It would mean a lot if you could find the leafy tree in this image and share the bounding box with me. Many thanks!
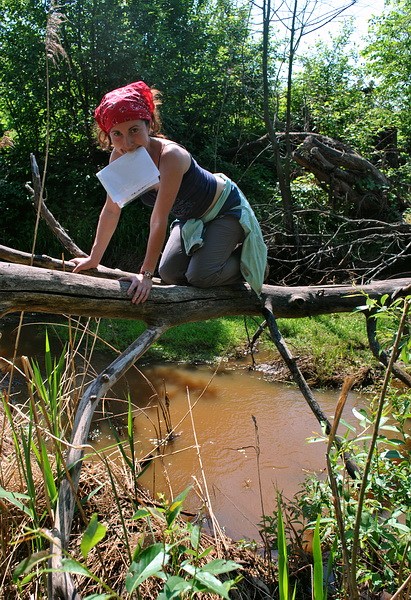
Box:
[363,0,411,146]
[256,0,366,236]
[291,25,380,156]
[0,0,264,256]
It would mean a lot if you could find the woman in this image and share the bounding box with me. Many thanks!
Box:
[71,81,267,304]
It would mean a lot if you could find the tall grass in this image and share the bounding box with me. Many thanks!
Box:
[0,316,245,598]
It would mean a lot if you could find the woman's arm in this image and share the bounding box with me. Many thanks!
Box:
[71,149,122,273]
[71,197,121,272]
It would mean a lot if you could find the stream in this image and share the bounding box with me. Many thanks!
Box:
[0,317,365,541]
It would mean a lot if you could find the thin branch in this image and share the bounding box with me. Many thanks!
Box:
[366,314,411,387]
[27,154,87,258]
[262,297,361,479]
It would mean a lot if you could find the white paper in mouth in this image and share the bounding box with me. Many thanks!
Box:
[96,147,160,208]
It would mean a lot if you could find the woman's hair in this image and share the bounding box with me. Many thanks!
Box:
[95,87,164,151]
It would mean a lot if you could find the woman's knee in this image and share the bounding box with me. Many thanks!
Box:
[186,254,242,287]
[158,260,187,285]
[186,268,218,288]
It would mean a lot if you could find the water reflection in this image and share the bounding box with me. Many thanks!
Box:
[93,361,364,541]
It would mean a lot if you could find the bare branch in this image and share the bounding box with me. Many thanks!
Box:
[27,154,87,258]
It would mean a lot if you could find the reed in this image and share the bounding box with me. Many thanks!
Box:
[1,316,246,598]
[276,500,296,600]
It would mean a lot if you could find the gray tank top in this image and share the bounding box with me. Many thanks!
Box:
[140,148,217,219]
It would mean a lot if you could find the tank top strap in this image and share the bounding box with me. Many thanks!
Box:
[155,140,188,167]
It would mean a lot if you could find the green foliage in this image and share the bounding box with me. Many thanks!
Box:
[126,487,241,598]
[0,0,265,251]
[292,26,384,156]
[12,486,241,598]
[276,501,297,600]
[290,298,410,597]
[81,514,108,560]
[363,0,411,143]
[90,312,372,378]
[312,516,325,600]
[2,325,242,597]
[305,403,410,592]
[261,393,411,597]
[263,501,329,600]
[3,0,410,269]
[0,331,71,551]
[29,330,68,483]
[355,292,411,363]
[0,487,34,519]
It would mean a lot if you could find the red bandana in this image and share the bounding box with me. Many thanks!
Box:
[94,81,155,134]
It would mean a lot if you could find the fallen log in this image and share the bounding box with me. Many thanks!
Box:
[1,262,411,324]
[292,134,390,218]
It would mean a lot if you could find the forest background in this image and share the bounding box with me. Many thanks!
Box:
[1,0,410,284]
[1,1,411,598]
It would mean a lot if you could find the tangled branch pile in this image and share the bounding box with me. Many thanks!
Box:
[264,214,411,286]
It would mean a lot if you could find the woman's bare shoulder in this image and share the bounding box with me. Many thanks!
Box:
[159,140,191,171]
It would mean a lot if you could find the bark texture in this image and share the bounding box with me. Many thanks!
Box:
[2,262,411,324]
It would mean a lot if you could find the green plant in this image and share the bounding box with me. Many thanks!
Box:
[27,331,69,477]
[276,501,297,600]
[107,392,153,502]
[12,487,241,599]
[312,515,331,600]
[128,487,242,598]
[262,501,331,600]
[303,404,411,596]
[259,296,411,599]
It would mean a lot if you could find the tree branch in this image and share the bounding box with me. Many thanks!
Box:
[26,153,87,258]
[366,315,411,387]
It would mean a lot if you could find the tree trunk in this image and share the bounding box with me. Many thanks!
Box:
[1,262,411,324]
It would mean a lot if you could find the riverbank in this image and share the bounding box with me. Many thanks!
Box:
[2,310,375,382]
[1,311,409,599]
[82,311,378,388]
[1,311,377,389]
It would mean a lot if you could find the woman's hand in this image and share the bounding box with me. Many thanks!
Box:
[120,273,153,304]
[70,256,99,273]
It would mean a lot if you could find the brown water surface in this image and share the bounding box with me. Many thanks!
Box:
[0,318,365,541]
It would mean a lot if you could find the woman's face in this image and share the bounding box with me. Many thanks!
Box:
[109,119,150,154]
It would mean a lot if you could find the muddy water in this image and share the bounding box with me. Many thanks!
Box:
[1,319,365,541]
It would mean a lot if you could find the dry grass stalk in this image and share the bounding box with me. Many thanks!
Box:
[45,2,67,64]
[0,133,14,148]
